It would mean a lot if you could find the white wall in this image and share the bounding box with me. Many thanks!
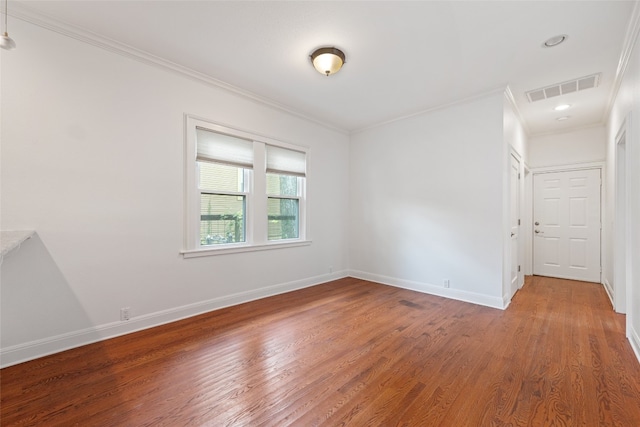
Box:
[348,92,506,308]
[605,13,640,361]
[0,20,350,366]
[504,98,528,161]
[503,95,528,297]
[528,126,606,168]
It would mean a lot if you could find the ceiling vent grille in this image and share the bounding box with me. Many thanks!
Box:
[526,73,601,103]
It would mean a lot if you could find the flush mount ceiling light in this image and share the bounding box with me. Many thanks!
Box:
[554,104,571,111]
[556,116,571,121]
[310,47,345,76]
[542,34,568,48]
[0,0,16,50]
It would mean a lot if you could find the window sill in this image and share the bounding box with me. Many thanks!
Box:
[181,239,312,258]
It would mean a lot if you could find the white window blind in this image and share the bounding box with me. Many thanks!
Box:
[196,127,254,169]
[266,145,306,177]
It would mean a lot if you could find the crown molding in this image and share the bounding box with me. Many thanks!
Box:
[10,3,349,136]
[603,0,640,123]
[351,85,508,135]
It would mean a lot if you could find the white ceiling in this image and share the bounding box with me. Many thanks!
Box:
[12,1,637,134]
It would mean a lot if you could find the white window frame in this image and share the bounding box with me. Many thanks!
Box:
[182,115,310,258]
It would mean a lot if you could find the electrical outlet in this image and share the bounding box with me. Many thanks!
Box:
[120,307,130,321]
[444,279,450,288]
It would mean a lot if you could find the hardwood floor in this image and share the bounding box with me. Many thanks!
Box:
[2,276,640,426]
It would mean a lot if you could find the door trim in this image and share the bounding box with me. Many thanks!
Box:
[504,147,524,305]
[614,116,631,321]
[523,165,533,277]
[509,152,521,299]
[530,161,605,175]
[528,162,604,284]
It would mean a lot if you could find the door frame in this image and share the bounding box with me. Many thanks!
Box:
[614,117,631,319]
[528,162,604,284]
[509,152,522,299]
[503,147,525,307]
[523,165,533,277]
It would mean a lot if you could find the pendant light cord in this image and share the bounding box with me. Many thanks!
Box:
[1,0,16,49]
[3,0,8,35]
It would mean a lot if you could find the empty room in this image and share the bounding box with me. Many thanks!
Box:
[2,1,640,425]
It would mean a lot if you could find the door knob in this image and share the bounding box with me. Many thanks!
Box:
[535,222,540,226]
[535,230,542,234]
[511,232,515,237]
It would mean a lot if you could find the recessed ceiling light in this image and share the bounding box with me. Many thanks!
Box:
[543,34,568,48]
[554,104,571,111]
[556,116,571,121]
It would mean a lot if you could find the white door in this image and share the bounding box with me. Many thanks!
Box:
[533,169,601,282]
[510,155,520,297]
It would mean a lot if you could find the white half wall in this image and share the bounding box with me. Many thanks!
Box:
[1,20,350,366]
[349,91,506,309]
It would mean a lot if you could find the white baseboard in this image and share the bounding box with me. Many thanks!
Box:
[502,298,512,310]
[603,279,614,307]
[629,325,640,366]
[0,270,348,368]
[348,270,506,310]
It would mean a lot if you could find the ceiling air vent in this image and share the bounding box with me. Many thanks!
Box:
[526,73,601,103]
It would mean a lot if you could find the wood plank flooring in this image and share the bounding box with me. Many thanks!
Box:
[2,276,640,426]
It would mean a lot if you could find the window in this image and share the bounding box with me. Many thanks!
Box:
[266,144,306,241]
[199,163,248,245]
[267,174,300,240]
[183,116,309,256]
[196,128,251,246]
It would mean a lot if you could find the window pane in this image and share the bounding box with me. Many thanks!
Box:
[200,194,245,245]
[199,162,244,192]
[267,174,298,196]
[268,198,299,240]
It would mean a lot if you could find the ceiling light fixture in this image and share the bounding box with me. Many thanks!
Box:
[0,0,16,50]
[554,104,571,111]
[556,116,571,121]
[542,34,568,48]
[310,47,345,76]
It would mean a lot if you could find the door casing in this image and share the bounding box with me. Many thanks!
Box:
[510,154,521,298]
